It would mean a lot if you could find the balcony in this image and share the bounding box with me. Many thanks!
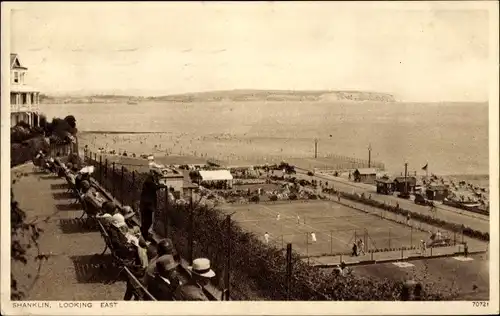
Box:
[11,103,39,113]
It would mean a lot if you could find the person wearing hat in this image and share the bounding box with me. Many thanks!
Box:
[140,171,162,240]
[147,255,181,301]
[75,168,91,192]
[96,201,119,224]
[174,258,215,301]
[143,238,176,287]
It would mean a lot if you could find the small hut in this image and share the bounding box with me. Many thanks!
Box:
[375,178,395,194]
[353,168,377,184]
[426,184,449,201]
[393,176,417,193]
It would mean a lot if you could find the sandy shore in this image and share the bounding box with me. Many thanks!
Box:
[79,132,489,188]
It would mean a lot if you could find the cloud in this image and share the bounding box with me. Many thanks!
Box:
[10,3,490,101]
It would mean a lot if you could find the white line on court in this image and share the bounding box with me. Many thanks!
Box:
[453,256,474,261]
[392,262,415,268]
[257,203,351,245]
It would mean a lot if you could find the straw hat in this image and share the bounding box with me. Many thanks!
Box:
[189,258,215,278]
[121,206,135,219]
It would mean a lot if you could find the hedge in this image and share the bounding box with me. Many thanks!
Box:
[85,155,451,301]
[11,136,49,167]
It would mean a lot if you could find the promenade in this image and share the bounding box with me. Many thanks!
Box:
[11,163,125,300]
[294,169,490,234]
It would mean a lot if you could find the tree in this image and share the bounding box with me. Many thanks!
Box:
[11,190,46,300]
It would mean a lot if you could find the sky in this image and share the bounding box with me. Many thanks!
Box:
[9,2,492,102]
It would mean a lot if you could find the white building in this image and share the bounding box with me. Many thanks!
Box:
[10,53,41,127]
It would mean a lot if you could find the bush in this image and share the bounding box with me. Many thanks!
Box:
[289,193,298,200]
[250,195,260,203]
[269,195,278,201]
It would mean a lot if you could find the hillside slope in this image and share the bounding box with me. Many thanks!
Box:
[40,89,396,104]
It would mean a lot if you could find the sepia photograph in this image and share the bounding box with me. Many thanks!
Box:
[1,1,499,315]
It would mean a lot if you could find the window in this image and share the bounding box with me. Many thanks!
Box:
[20,72,25,84]
[14,71,19,83]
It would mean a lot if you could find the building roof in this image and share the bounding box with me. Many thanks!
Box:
[427,184,448,191]
[394,176,417,183]
[199,170,233,181]
[10,53,27,70]
[354,168,377,175]
[376,178,394,184]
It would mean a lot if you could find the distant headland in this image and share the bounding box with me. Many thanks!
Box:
[39,89,397,104]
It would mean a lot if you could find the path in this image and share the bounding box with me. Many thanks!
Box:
[11,163,125,300]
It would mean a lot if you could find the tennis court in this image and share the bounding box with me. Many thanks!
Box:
[221,200,432,257]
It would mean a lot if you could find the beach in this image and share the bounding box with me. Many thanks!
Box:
[39,100,489,178]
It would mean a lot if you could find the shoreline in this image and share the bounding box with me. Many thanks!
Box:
[78,132,489,179]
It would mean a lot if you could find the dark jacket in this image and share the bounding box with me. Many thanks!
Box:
[141,174,159,208]
[149,273,181,301]
[174,281,210,301]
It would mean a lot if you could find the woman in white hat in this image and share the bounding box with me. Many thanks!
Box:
[174,258,215,301]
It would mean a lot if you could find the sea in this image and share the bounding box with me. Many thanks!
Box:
[38,100,489,183]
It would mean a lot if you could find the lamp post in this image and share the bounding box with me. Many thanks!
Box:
[368,144,372,168]
[314,138,318,159]
[404,162,408,195]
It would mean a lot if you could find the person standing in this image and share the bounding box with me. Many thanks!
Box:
[420,240,427,255]
[140,171,161,240]
[358,239,365,255]
[264,232,270,244]
[352,242,358,257]
[311,232,317,243]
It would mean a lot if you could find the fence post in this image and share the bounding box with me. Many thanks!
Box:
[226,215,231,301]
[306,233,309,264]
[188,191,194,265]
[388,229,391,249]
[410,225,414,248]
[112,162,116,197]
[330,231,333,255]
[120,166,125,205]
[286,243,292,301]
[104,159,108,178]
[364,229,368,252]
[98,155,102,183]
[164,187,170,237]
[453,231,456,246]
